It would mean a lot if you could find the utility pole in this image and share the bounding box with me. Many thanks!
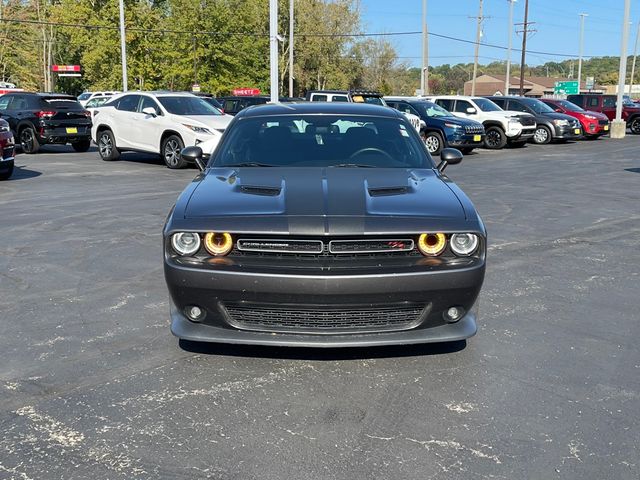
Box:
[578,13,588,94]
[421,0,429,95]
[612,0,631,138]
[269,0,279,102]
[516,0,535,96]
[629,21,640,96]
[118,0,128,91]
[471,0,483,96]
[504,0,516,95]
[289,0,294,97]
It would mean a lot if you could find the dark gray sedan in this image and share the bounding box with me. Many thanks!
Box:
[163,102,486,347]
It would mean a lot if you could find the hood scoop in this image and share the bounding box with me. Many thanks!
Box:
[367,185,410,197]
[239,184,282,196]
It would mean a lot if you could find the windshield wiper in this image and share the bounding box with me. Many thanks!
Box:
[224,162,274,167]
[330,163,375,168]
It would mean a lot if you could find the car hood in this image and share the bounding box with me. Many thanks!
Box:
[441,116,483,127]
[584,110,609,120]
[172,114,233,130]
[483,110,531,120]
[181,168,469,235]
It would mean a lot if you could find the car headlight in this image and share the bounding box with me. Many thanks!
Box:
[417,233,447,256]
[450,233,479,256]
[584,114,597,120]
[553,119,569,126]
[508,119,522,127]
[171,232,201,256]
[182,124,213,135]
[203,232,233,256]
[444,123,462,129]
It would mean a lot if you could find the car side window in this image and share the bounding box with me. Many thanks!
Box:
[602,97,615,108]
[139,96,161,115]
[10,96,28,110]
[332,95,349,102]
[116,95,141,112]
[491,98,506,109]
[311,94,328,102]
[589,98,600,107]
[0,96,12,111]
[223,100,236,112]
[507,100,529,113]
[436,99,453,111]
[454,100,473,113]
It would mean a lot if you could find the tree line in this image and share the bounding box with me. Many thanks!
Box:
[0,0,632,97]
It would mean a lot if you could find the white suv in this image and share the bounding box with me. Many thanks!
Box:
[91,91,232,169]
[77,91,120,107]
[424,95,536,149]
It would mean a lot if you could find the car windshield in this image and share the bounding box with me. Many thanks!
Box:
[77,93,91,101]
[45,99,84,110]
[352,95,385,106]
[472,98,502,112]
[416,102,452,118]
[556,100,584,112]
[213,114,430,169]
[158,96,223,115]
[524,99,555,114]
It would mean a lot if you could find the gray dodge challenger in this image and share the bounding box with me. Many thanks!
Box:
[163,102,486,347]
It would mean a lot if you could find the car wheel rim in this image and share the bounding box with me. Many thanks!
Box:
[425,135,439,153]
[486,131,500,147]
[164,139,180,166]
[632,120,640,133]
[99,134,112,157]
[20,130,33,151]
[534,128,548,143]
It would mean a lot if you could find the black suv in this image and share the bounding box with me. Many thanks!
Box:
[0,92,92,153]
[487,96,582,144]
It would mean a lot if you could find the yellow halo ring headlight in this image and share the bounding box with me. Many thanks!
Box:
[417,233,447,256]
[203,232,233,256]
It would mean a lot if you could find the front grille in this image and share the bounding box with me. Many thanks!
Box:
[233,237,420,257]
[598,119,609,125]
[237,239,322,254]
[221,302,428,334]
[516,115,536,127]
[464,125,484,134]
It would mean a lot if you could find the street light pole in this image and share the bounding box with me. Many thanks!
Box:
[421,0,429,95]
[289,0,294,98]
[629,21,640,96]
[118,0,128,91]
[471,0,483,96]
[578,13,588,94]
[518,0,529,96]
[505,0,515,95]
[612,0,631,139]
[269,0,279,103]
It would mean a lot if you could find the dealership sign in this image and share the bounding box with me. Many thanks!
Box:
[52,65,81,77]
[232,88,261,96]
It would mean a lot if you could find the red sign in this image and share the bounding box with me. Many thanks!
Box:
[52,65,81,72]
[232,88,261,96]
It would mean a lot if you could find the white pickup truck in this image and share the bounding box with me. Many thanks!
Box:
[424,95,536,149]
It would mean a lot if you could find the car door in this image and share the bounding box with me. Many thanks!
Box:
[506,100,531,115]
[601,97,616,120]
[111,94,141,149]
[134,95,164,153]
[453,99,477,119]
[0,95,16,133]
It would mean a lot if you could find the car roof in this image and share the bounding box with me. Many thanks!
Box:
[116,91,198,97]
[235,102,403,118]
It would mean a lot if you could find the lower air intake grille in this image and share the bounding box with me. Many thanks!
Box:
[221,302,428,334]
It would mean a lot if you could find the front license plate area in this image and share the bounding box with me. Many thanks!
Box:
[574,128,581,135]
[473,135,481,141]
[604,125,609,131]
[66,127,78,134]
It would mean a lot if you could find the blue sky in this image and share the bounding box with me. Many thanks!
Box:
[359,0,639,68]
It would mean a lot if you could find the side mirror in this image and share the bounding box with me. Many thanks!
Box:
[142,106,157,117]
[437,148,463,172]
[466,107,477,114]
[181,146,206,171]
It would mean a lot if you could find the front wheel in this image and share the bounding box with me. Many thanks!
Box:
[421,131,443,155]
[72,138,91,152]
[483,126,507,149]
[532,125,552,144]
[629,117,640,134]
[20,127,40,154]
[162,135,187,169]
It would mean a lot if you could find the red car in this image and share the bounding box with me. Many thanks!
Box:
[541,98,610,139]
[0,118,15,180]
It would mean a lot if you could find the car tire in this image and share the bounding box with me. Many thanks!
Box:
[629,117,640,134]
[0,162,13,180]
[532,125,552,144]
[421,131,443,155]
[483,126,507,149]
[72,138,91,152]
[19,126,40,154]
[162,134,187,169]
[97,129,120,161]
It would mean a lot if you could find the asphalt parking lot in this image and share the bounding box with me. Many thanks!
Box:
[1,138,639,479]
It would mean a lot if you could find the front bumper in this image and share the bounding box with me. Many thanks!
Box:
[448,132,485,148]
[508,127,535,143]
[553,124,582,139]
[165,259,485,347]
[583,120,610,136]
